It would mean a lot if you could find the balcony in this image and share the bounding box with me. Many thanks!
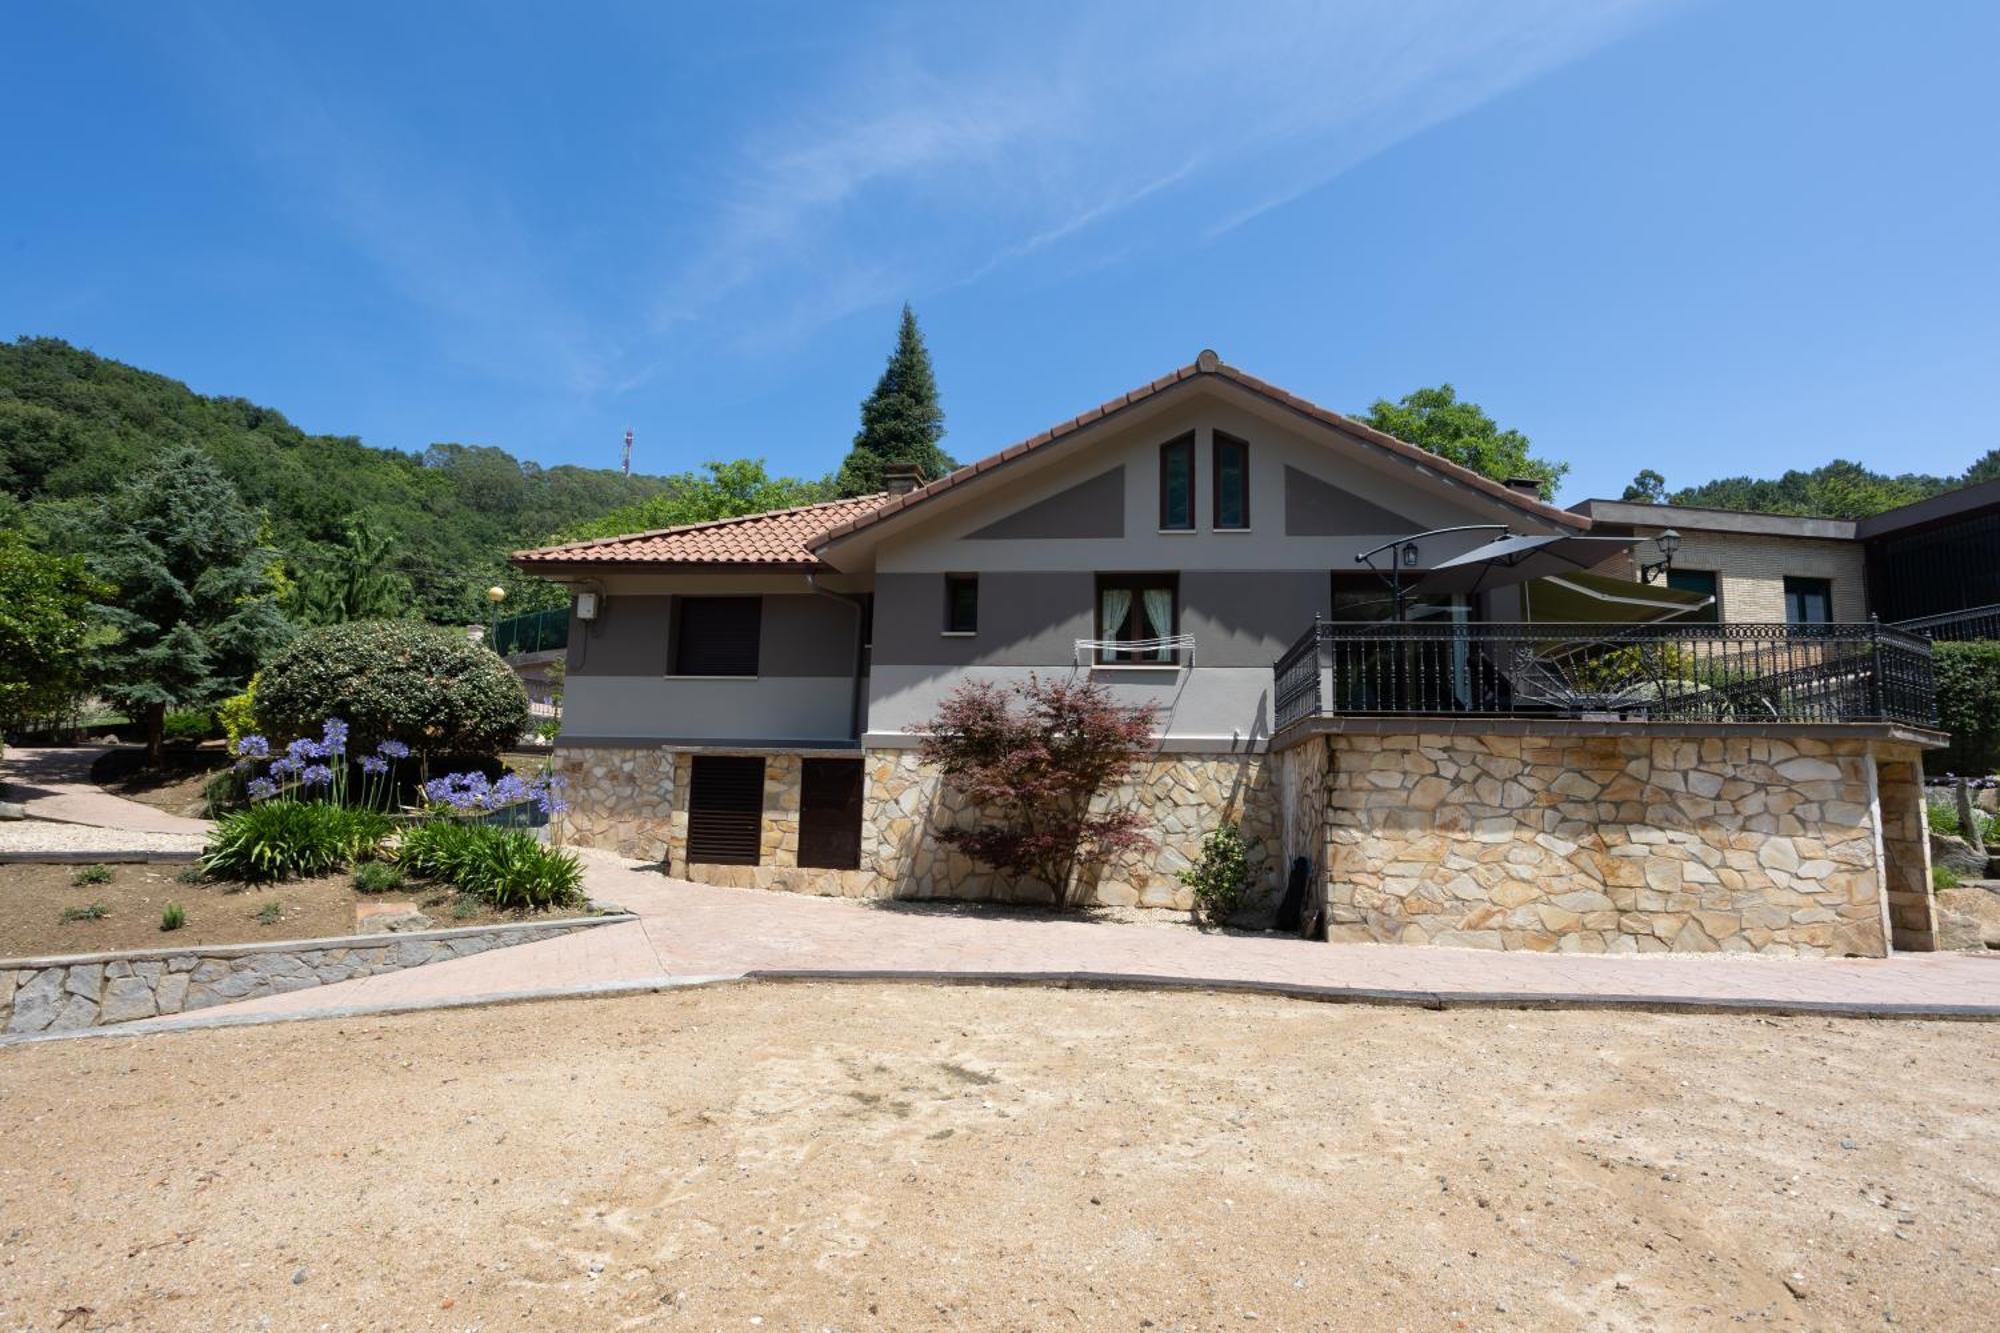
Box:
[1272,620,1937,733]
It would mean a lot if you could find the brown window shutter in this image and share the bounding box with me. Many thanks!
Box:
[686,755,765,865]
[798,758,863,870]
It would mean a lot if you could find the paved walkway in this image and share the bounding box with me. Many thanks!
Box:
[107,851,2000,1032]
[0,747,213,838]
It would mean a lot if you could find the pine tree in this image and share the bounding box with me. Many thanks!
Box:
[90,446,293,761]
[294,516,412,625]
[834,304,954,497]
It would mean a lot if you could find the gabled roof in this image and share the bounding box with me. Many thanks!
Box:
[812,351,1588,550]
[511,493,888,571]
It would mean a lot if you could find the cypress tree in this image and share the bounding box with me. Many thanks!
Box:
[834,304,954,497]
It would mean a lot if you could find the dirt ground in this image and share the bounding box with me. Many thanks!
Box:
[1,986,1994,1330]
[0,863,557,957]
[89,748,230,820]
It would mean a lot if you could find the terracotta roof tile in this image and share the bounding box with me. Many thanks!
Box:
[510,493,890,570]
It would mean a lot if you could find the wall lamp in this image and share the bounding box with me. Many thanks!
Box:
[1638,529,1681,584]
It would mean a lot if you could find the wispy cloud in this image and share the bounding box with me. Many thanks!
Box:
[663,0,1683,346]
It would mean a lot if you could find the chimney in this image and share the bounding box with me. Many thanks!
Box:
[1503,477,1542,498]
[882,463,925,496]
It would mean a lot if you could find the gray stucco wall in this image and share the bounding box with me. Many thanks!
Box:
[569,593,856,679]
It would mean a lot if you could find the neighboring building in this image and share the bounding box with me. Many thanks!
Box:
[1573,476,2000,635]
[514,352,1946,956]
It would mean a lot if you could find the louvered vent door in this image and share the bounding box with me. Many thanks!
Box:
[798,758,863,870]
[686,756,765,865]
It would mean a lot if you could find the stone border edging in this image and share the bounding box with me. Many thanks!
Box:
[4,964,1994,1047]
[1,914,635,1036]
[0,850,202,864]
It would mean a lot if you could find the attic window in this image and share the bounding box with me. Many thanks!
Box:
[1159,434,1195,531]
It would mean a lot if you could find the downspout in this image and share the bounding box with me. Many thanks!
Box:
[806,572,869,746]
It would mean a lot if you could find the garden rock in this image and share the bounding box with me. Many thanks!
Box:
[1931,834,1988,878]
[1935,885,2000,951]
[362,911,436,934]
[0,802,26,821]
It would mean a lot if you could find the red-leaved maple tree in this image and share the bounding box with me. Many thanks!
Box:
[913,675,1158,908]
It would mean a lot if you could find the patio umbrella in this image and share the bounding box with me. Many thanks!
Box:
[1411,533,1640,597]
[1522,570,1716,623]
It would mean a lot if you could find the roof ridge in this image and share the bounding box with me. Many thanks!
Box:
[513,492,889,561]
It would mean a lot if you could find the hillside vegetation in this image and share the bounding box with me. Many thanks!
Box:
[0,337,681,623]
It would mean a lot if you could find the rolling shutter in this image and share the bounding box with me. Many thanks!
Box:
[674,597,761,676]
[686,755,765,865]
[798,758,863,870]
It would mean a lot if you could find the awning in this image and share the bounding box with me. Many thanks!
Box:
[1523,571,1716,623]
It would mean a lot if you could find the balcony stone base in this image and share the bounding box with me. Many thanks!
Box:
[1271,725,1938,957]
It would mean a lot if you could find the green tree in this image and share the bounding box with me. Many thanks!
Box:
[1621,469,1666,503]
[90,447,293,762]
[0,530,105,736]
[292,516,412,625]
[1359,385,1568,500]
[551,460,834,544]
[834,304,954,497]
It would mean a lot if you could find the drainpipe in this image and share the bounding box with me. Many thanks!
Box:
[806,572,869,746]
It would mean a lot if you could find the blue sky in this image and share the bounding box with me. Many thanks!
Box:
[6,1,1996,503]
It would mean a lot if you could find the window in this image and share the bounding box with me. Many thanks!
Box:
[1212,432,1249,529]
[799,759,864,870]
[1666,569,1720,624]
[673,597,760,676]
[686,755,764,865]
[943,574,978,634]
[1783,576,1833,626]
[1158,433,1195,530]
[1096,573,1178,663]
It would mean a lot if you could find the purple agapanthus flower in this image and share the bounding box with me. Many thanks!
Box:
[376,739,411,760]
[320,718,349,754]
[359,754,388,775]
[423,771,492,810]
[246,777,278,800]
[233,734,270,759]
[299,763,334,787]
[487,774,530,809]
[267,757,299,779]
[286,736,325,763]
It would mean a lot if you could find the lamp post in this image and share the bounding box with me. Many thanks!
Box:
[1638,529,1682,585]
[486,585,508,652]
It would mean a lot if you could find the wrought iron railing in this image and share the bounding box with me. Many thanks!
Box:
[492,607,570,656]
[1272,620,1936,731]
[1893,602,2000,643]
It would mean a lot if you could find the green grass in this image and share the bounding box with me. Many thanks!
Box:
[61,902,110,922]
[1935,865,1962,891]
[253,901,284,925]
[352,861,405,893]
[160,902,186,931]
[70,863,114,886]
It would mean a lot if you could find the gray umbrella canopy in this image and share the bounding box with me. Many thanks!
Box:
[1412,534,1640,597]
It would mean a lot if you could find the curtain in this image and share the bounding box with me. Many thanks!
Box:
[1141,587,1173,661]
[1100,588,1132,660]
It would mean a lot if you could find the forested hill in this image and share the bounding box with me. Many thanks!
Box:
[1635,453,2000,520]
[0,337,682,622]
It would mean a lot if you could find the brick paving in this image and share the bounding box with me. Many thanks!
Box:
[120,850,2000,1030]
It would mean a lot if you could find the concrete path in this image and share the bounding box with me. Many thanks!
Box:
[0,747,213,838]
[109,850,2000,1032]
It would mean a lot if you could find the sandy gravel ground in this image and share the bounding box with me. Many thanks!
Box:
[1,985,1995,1331]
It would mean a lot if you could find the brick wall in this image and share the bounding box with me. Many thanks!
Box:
[1615,528,1868,623]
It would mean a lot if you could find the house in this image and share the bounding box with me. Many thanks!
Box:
[513,351,1947,956]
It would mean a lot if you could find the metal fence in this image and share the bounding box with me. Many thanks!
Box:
[1893,602,2000,643]
[1272,619,1936,731]
[492,607,569,656]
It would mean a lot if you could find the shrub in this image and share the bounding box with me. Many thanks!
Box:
[71,863,114,886]
[161,902,186,931]
[1934,642,2000,777]
[352,861,405,893]
[253,900,284,925]
[217,675,259,746]
[202,802,359,882]
[395,821,584,911]
[913,676,1158,908]
[61,902,110,922]
[1178,823,1252,927]
[162,709,220,744]
[175,865,205,884]
[254,620,530,760]
[1935,865,1961,892]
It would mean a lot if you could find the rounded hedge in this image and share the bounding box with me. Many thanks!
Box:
[255,620,530,759]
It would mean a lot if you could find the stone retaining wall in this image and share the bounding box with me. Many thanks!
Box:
[1272,729,1935,957]
[1,916,623,1036]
